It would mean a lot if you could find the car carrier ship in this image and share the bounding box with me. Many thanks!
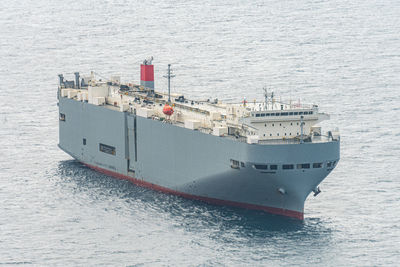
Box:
[57,58,340,220]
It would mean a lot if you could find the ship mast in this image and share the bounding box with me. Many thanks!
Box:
[163,64,175,103]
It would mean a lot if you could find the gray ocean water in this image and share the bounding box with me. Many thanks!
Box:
[1,0,399,266]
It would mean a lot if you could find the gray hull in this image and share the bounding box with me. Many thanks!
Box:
[58,97,340,219]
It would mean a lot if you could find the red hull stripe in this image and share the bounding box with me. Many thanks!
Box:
[83,163,304,220]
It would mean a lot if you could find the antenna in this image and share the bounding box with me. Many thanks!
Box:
[300,115,305,144]
[143,56,153,65]
[163,64,175,103]
[263,86,268,107]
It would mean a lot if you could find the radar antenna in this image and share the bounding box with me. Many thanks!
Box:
[163,64,175,103]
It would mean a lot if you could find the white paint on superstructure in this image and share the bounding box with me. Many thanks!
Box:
[59,73,339,144]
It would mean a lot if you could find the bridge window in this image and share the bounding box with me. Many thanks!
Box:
[230,159,240,169]
[297,163,310,169]
[100,143,116,155]
[327,161,336,168]
[253,164,268,170]
[282,164,294,170]
[313,163,323,168]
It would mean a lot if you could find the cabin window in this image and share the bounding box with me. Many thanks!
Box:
[270,134,272,136]
[297,163,310,169]
[253,164,268,170]
[289,112,293,115]
[282,164,294,170]
[241,162,245,168]
[272,124,274,127]
[83,138,86,145]
[289,133,292,135]
[299,112,304,115]
[270,165,277,170]
[59,113,66,121]
[270,113,275,116]
[304,112,308,115]
[285,133,287,136]
[313,163,323,168]
[275,113,280,116]
[294,112,298,115]
[279,123,282,126]
[282,112,288,116]
[256,114,260,117]
[266,113,270,116]
[310,111,313,114]
[230,159,240,169]
[261,113,265,117]
[277,133,279,136]
[99,143,116,155]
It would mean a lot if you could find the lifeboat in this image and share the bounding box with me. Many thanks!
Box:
[163,103,174,116]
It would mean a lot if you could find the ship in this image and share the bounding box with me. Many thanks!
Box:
[57,58,340,220]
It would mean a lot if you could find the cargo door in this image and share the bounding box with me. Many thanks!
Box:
[126,113,136,172]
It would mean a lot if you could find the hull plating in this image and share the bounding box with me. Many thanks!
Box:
[58,97,340,219]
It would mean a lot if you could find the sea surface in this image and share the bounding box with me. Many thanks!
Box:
[1,0,399,266]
